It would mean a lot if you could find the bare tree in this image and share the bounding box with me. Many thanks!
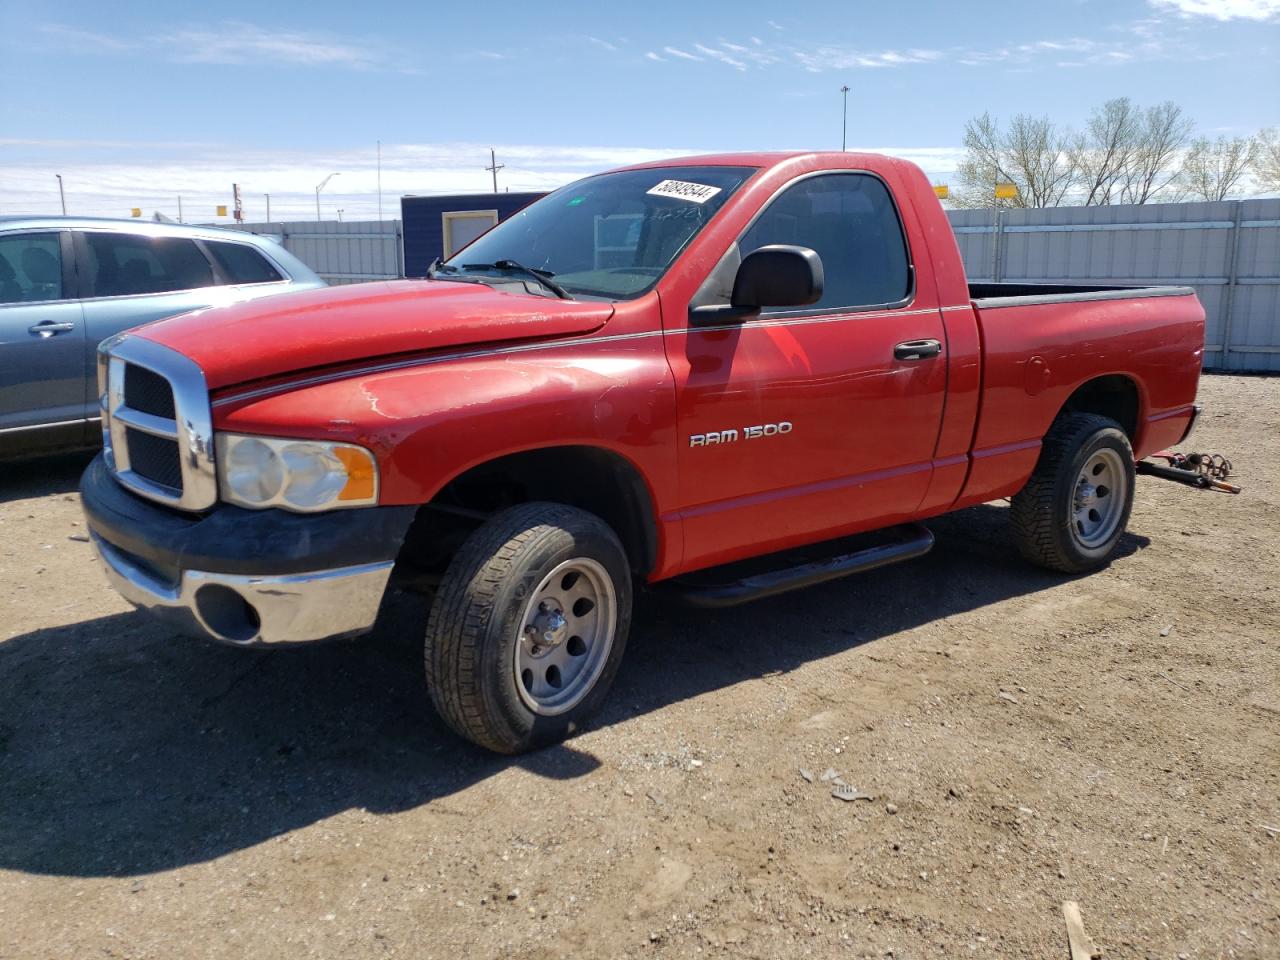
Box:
[1255,128,1280,193]
[1180,136,1259,201]
[1121,102,1194,204]
[1072,98,1141,206]
[953,112,1079,208]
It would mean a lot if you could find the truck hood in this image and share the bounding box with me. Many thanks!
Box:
[135,280,615,391]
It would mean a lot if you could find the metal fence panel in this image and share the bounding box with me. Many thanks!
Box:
[946,200,1280,372]
[226,220,403,286]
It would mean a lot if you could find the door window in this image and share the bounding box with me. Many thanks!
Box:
[204,240,284,284]
[739,173,912,312]
[0,233,63,304]
[82,233,213,298]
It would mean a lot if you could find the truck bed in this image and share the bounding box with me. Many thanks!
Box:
[969,281,1195,307]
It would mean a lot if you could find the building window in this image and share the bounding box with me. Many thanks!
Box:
[442,210,499,259]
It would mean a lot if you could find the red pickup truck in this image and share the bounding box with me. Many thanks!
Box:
[81,152,1205,753]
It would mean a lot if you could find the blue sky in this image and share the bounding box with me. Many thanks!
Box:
[1,0,1277,219]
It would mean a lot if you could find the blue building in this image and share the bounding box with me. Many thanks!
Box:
[400,192,546,277]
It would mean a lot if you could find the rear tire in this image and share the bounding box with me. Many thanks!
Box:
[1010,413,1135,573]
[424,502,632,754]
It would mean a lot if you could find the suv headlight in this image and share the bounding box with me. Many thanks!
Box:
[215,433,378,511]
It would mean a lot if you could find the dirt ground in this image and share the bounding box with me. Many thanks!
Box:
[1,373,1276,960]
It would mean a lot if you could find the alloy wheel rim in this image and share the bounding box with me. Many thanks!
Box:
[514,557,617,716]
[1071,448,1127,550]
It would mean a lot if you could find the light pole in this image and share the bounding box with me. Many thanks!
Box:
[337,208,345,222]
[55,174,66,214]
[315,172,340,221]
[264,193,271,223]
[840,85,850,152]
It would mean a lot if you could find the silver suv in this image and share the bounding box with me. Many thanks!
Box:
[0,218,324,459]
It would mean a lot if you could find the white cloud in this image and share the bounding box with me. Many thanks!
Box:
[39,20,385,70]
[1149,0,1280,19]
[644,51,665,61]
[0,141,695,221]
[160,23,380,66]
[640,28,1177,74]
[587,36,618,52]
[791,46,945,71]
[662,46,703,61]
[0,140,967,222]
[694,43,746,69]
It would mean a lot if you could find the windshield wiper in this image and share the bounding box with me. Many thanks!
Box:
[425,257,465,280]
[461,259,570,300]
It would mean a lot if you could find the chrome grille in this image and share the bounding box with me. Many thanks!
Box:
[123,363,176,419]
[99,334,217,511]
[125,428,183,491]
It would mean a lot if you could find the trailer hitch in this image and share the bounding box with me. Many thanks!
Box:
[1136,450,1241,494]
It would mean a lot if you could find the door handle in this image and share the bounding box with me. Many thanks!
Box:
[29,321,76,338]
[894,339,942,361]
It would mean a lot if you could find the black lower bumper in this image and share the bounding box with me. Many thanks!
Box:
[80,454,416,580]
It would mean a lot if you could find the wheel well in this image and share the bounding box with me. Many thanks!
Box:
[1059,375,1140,441]
[397,446,658,579]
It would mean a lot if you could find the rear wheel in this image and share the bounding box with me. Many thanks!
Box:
[424,502,632,753]
[1010,413,1135,573]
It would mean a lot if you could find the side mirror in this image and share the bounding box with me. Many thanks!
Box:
[689,244,824,325]
[733,245,824,309]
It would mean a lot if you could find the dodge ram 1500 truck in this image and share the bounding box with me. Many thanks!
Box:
[81,152,1205,753]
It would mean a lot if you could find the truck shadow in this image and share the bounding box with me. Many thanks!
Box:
[0,504,1148,878]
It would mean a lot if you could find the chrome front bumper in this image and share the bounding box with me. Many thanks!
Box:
[94,535,394,647]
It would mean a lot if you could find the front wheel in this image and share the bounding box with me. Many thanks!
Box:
[1010,413,1136,573]
[424,502,632,753]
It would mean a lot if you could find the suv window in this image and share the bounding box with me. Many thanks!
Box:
[205,240,284,285]
[82,233,213,298]
[739,173,911,312]
[0,233,63,304]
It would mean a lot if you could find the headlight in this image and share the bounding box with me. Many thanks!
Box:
[215,433,378,511]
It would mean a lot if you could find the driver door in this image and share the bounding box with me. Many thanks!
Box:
[664,172,949,571]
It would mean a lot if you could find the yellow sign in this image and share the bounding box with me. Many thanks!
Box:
[994,182,1018,200]
[933,185,949,199]
[216,205,228,217]
[130,208,142,218]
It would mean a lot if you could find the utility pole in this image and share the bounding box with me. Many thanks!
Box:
[840,85,850,152]
[264,194,271,223]
[377,140,383,222]
[178,196,183,223]
[315,172,340,221]
[485,147,504,194]
[55,174,66,214]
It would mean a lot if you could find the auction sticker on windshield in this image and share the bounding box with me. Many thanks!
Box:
[647,180,723,204]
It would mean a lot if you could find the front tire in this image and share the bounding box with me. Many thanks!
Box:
[1010,413,1135,573]
[424,502,632,753]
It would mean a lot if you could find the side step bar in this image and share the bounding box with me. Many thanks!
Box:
[670,523,934,609]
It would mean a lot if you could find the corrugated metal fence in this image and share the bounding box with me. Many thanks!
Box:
[227,220,403,286]
[226,203,1279,372]
[947,200,1280,372]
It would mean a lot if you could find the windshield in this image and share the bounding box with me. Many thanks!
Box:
[444,165,757,300]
